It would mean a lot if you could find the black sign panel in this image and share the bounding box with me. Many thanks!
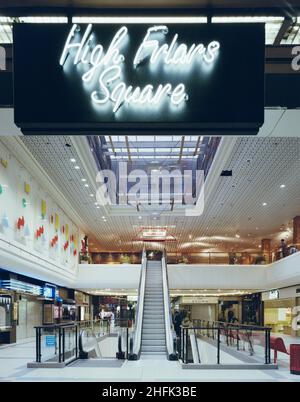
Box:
[13,23,265,135]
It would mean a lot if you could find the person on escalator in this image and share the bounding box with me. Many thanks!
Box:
[173,310,182,337]
[181,310,192,328]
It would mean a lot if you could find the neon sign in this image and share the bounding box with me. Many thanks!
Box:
[59,24,220,114]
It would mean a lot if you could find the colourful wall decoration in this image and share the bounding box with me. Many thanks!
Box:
[35,226,44,239]
[0,158,8,168]
[22,198,27,208]
[17,216,25,230]
[50,234,59,248]
[65,224,69,240]
[55,213,59,232]
[0,184,2,195]
[24,182,30,195]
[1,213,9,228]
[41,199,47,219]
[24,224,30,237]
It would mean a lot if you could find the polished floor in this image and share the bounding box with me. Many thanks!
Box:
[0,336,300,382]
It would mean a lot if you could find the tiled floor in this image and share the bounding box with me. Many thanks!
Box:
[0,336,300,382]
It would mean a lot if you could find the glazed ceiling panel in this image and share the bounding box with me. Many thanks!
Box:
[19,136,300,254]
[1,0,299,9]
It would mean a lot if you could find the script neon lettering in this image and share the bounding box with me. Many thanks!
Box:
[60,24,220,113]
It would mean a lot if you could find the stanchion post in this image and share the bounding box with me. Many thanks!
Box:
[217,328,220,364]
[185,328,188,364]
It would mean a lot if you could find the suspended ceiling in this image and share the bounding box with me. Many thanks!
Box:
[2,135,298,255]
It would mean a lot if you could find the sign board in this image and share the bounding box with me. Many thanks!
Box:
[45,335,56,347]
[43,284,56,299]
[269,290,280,300]
[13,23,265,135]
[181,296,219,304]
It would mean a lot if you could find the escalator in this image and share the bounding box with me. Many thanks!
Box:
[141,260,166,355]
[127,249,177,360]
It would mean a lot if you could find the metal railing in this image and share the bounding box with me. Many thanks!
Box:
[128,248,147,359]
[34,323,79,365]
[179,320,272,366]
[162,249,178,360]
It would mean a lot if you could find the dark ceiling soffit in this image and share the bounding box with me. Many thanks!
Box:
[0,6,299,18]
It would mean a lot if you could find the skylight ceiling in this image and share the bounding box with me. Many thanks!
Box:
[104,135,207,162]
[0,16,299,44]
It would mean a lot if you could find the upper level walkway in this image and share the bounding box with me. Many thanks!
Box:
[76,252,300,291]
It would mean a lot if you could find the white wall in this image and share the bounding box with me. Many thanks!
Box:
[266,252,300,289]
[0,109,21,136]
[76,263,266,290]
[77,253,300,292]
[0,141,79,286]
[168,264,266,290]
[76,264,141,289]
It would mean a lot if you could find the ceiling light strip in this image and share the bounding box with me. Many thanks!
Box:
[72,16,208,24]
[18,16,68,23]
[212,16,284,23]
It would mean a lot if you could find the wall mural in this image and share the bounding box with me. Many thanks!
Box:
[0,142,79,271]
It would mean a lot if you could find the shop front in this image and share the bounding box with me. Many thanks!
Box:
[0,292,16,344]
[178,296,218,322]
[0,271,67,342]
[75,290,92,322]
[262,286,300,337]
[16,294,43,340]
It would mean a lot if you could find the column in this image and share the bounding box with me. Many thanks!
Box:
[241,252,250,265]
[261,239,271,264]
[293,216,300,249]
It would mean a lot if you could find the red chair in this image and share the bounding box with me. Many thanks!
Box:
[270,337,289,363]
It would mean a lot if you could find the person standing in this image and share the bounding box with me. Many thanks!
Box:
[280,239,288,258]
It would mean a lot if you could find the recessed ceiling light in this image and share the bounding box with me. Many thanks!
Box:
[262,202,267,206]
[280,184,286,188]
[84,184,89,187]
[70,158,76,163]
[96,206,100,209]
[74,165,80,170]
[81,178,86,182]
[138,216,142,219]
[90,194,94,197]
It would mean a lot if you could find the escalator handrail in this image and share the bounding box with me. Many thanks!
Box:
[162,250,176,358]
[132,248,147,357]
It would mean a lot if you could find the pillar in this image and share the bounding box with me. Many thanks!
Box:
[241,252,250,265]
[293,216,300,248]
[261,239,271,264]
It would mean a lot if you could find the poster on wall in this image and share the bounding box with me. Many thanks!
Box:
[13,23,265,135]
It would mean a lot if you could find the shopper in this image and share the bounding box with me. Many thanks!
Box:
[290,244,298,255]
[228,310,238,324]
[173,310,182,337]
[181,311,192,328]
[280,239,288,258]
